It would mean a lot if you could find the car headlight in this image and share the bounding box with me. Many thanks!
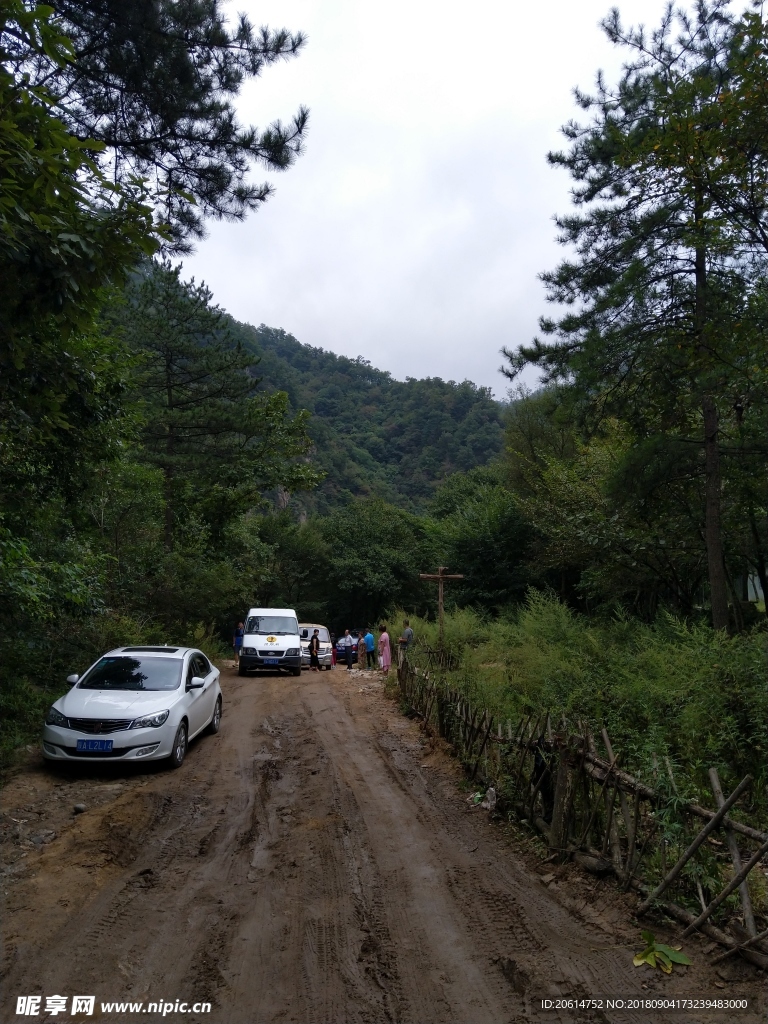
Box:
[242,647,255,655]
[285,648,299,656]
[130,710,169,729]
[46,706,67,727]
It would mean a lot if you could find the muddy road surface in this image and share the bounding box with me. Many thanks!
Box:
[2,667,764,1024]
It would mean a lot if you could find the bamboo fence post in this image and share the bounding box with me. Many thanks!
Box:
[681,836,768,937]
[527,734,559,820]
[549,738,577,853]
[597,730,623,870]
[512,715,538,798]
[637,774,752,915]
[709,767,757,938]
[710,927,768,965]
[561,734,587,841]
[602,728,633,840]
[606,782,622,864]
[471,715,494,781]
[467,709,485,755]
[577,754,618,849]
[622,789,642,889]
[464,706,478,751]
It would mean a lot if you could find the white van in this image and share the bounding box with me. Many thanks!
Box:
[239,608,302,677]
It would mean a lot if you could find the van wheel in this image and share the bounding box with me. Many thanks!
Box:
[292,668,301,677]
[238,662,247,676]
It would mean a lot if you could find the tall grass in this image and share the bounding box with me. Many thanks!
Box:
[396,592,768,820]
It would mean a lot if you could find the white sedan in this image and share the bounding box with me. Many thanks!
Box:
[42,646,222,769]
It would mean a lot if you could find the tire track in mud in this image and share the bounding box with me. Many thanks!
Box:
[3,669,765,1024]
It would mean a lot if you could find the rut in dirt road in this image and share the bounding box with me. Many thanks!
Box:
[2,668,764,1024]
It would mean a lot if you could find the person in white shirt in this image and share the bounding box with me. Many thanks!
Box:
[338,629,356,671]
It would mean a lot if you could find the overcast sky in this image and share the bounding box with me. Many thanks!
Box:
[185,0,669,395]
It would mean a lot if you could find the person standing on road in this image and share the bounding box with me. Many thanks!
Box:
[398,619,414,661]
[364,628,375,669]
[233,621,244,662]
[339,629,355,671]
[400,619,414,648]
[308,629,321,672]
[378,624,391,676]
[357,630,367,669]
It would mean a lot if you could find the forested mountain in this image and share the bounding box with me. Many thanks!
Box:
[231,323,505,511]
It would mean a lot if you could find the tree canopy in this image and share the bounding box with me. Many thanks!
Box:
[17,0,309,251]
[502,0,768,629]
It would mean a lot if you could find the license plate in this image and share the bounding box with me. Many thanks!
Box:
[76,739,113,752]
[263,658,279,665]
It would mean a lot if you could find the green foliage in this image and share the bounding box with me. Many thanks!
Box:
[405,593,768,818]
[428,466,534,612]
[0,676,56,773]
[236,325,505,511]
[501,1,768,629]
[119,261,321,548]
[18,0,309,252]
[633,932,691,974]
[319,499,434,629]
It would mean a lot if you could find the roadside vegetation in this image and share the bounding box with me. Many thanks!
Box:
[398,597,768,823]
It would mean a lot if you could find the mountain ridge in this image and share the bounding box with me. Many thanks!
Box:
[230,321,505,512]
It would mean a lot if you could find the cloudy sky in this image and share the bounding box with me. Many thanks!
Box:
[185,0,668,395]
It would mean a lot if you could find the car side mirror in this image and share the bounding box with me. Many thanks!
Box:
[188,675,205,690]
[66,674,79,686]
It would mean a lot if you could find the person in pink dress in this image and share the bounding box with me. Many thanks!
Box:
[378,623,391,675]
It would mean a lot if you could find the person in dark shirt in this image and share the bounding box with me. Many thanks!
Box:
[308,629,320,672]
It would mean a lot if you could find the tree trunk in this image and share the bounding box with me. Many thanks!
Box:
[164,351,175,552]
[694,227,729,631]
[748,509,768,620]
[164,467,174,552]
[703,396,729,630]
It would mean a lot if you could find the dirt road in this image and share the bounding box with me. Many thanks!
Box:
[2,667,764,1023]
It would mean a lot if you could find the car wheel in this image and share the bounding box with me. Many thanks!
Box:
[238,662,247,676]
[207,696,222,734]
[168,721,187,769]
[292,667,301,677]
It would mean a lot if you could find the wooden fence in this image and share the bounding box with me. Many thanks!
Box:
[397,655,768,969]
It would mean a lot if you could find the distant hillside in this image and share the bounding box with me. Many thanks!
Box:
[230,322,505,512]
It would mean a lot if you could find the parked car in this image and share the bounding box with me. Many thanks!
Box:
[239,607,302,676]
[299,624,334,670]
[335,631,360,665]
[42,646,222,769]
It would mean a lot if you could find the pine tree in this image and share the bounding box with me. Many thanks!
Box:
[122,261,319,549]
[503,1,768,629]
[26,0,309,252]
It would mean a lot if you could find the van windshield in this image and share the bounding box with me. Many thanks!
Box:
[245,615,298,635]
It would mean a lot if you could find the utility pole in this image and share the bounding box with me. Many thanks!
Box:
[419,566,463,647]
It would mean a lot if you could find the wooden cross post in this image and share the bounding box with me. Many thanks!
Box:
[419,566,463,648]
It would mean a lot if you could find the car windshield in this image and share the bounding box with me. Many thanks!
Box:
[245,616,298,635]
[78,656,183,691]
